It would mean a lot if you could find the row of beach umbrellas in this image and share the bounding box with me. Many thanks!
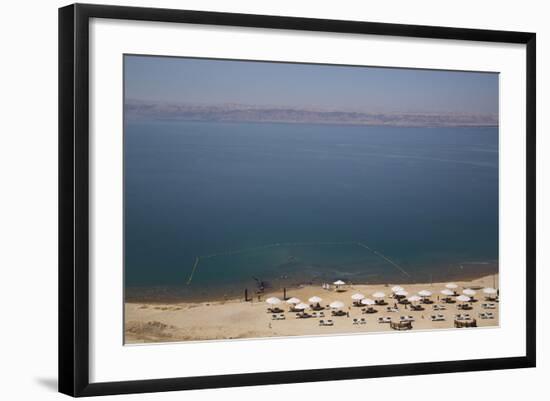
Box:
[326,280,496,297]
[266,283,498,309]
[265,296,347,309]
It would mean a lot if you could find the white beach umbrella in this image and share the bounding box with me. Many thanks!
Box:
[395,290,409,297]
[286,297,301,304]
[333,280,346,286]
[445,283,458,290]
[329,301,345,309]
[441,289,454,296]
[463,288,477,296]
[483,287,498,295]
[418,290,432,297]
[391,285,404,293]
[308,296,322,303]
[351,293,365,301]
[266,297,281,305]
[372,291,386,299]
[361,298,376,306]
[456,295,471,302]
[408,295,421,303]
[295,303,309,310]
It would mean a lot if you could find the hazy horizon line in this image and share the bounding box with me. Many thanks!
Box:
[125,99,499,128]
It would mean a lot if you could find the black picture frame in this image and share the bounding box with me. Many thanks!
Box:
[59,3,536,397]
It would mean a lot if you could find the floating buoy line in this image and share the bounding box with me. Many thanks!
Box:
[186,241,410,285]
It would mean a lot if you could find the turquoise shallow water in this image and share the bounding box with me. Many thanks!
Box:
[124,121,498,301]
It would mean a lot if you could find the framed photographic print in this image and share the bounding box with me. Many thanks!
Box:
[58,3,536,397]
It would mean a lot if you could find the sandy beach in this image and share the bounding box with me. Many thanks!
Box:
[125,274,499,344]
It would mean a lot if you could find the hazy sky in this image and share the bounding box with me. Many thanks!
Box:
[124,55,499,115]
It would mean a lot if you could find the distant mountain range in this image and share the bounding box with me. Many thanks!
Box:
[125,100,498,127]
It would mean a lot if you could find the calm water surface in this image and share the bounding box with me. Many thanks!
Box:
[124,121,498,301]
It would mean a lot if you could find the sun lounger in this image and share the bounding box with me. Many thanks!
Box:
[360,318,366,324]
[378,316,391,323]
[480,312,495,319]
[410,305,424,311]
[399,315,414,322]
[433,305,446,311]
[386,307,399,313]
[352,318,359,325]
[482,303,496,309]
[430,314,445,321]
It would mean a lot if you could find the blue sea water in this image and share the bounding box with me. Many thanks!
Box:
[124,120,498,301]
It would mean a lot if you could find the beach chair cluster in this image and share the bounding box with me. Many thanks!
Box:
[352,318,367,325]
[430,314,445,321]
[442,297,456,304]
[479,312,495,319]
[454,318,477,328]
[432,304,447,311]
[390,320,412,330]
[271,314,286,320]
[312,311,325,318]
[386,306,399,313]
[482,302,497,309]
[296,312,312,319]
[455,313,471,320]
[378,316,391,324]
[399,315,414,322]
[267,307,284,314]
[361,307,377,314]
[319,319,334,326]
[296,311,326,319]
[410,304,424,311]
